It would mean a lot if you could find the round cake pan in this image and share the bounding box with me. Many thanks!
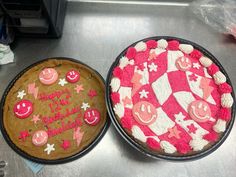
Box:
[0,57,110,164]
[105,36,236,161]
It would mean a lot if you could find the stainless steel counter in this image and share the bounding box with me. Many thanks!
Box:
[1,1,236,177]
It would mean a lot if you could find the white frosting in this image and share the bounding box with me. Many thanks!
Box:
[134,41,147,52]
[131,125,147,142]
[151,73,172,105]
[199,56,213,67]
[189,138,208,151]
[186,71,216,105]
[213,119,227,133]
[157,39,168,49]
[119,56,129,69]
[167,50,184,72]
[213,71,227,85]
[119,86,133,108]
[135,62,149,85]
[129,59,134,65]
[113,103,124,118]
[173,91,195,112]
[152,48,166,56]
[148,107,175,135]
[160,141,177,154]
[174,112,209,139]
[179,44,194,54]
[110,77,120,92]
[221,93,234,108]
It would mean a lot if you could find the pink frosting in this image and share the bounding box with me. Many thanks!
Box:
[203,132,218,142]
[207,64,219,75]
[125,47,137,59]
[110,92,120,104]
[218,82,232,94]
[218,107,231,121]
[190,49,202,60]
[175,142,191,154]
[112,66,123,80]
[146,40,157,49]
[167,40,180,50]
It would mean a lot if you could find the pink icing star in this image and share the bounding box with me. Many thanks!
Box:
[31,114,40,124]
[19,130,30,141]
[168,126,181,139]
[73,127,84,146]
[122,96,132,106]
[189,73,198,82]
[61,140,71,150]
[149,51,157,60]
[88,89,97,98]
[187,124,197,134]
[74,85,84,94]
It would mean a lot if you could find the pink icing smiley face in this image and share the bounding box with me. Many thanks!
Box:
[13,100,33,119]
[132,101,157,125]
[32,130,48,146]
[176,56,192,71]
[66,70,80,83]
[188,100,212,122]
[39,68,58,85]
[84,109,100,126]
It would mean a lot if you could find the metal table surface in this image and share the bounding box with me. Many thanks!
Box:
[1,1,236,177]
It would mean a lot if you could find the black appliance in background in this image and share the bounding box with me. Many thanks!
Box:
[0,0,67,38]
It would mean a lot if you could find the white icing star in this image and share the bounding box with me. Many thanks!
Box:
[174,112,185,122]
[58,78,68,86]
[193,62,201,69]
[139,89,149,98]
[17,90,26,99]
[44,143,55,155]
[81,102,90,111]
[148,62,158,72]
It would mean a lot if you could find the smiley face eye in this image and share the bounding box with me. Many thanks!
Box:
[70,71,73,75]
[203,105,207,111]
[141,104,145,112]
[17,105,20,109]
[22,103,26,107]
[147,105,151,113]
[198,102,202,109]
[92,111,95,116]
[48,69,51,73]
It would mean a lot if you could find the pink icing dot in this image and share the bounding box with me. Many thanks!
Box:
[203,132,218,142]
[146,138,160,150]
[110,92,120,104]
[218,108,231,121]
[146,40,157,49]
[168,40,180,50]
[207,64,219,75]
[32,130,48,146]
[39,68,58,85]
[66,69,80,83]
[84,109,100,126]
[125,47,136,59]
[13,100,33,119]
[218,82,232,94]
[190,49,202,60]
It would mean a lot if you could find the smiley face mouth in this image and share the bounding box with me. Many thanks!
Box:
[134,112,156,124]
[34,136,47,145]
[40,73,56,82]
[177,61,191,69]
[15,106,31,117]
[67,74,78,81]
[85,117,98,125]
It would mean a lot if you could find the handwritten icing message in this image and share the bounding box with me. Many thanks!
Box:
[38,88,83,137]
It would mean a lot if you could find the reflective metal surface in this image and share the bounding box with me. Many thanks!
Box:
[0,1,236,177]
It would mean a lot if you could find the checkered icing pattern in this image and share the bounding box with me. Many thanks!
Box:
[110,39,233,154]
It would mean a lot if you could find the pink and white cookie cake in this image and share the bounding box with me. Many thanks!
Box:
[108,37,235,159]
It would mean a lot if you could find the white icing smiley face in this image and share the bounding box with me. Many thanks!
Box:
[39,68,58,85]
[32,130,48,146]
[13,100,33,119]
[132,101,157,125]
[66,70,80,83]
[176,56,192,71]
[188,100,213,122]
[84,109,100,126]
